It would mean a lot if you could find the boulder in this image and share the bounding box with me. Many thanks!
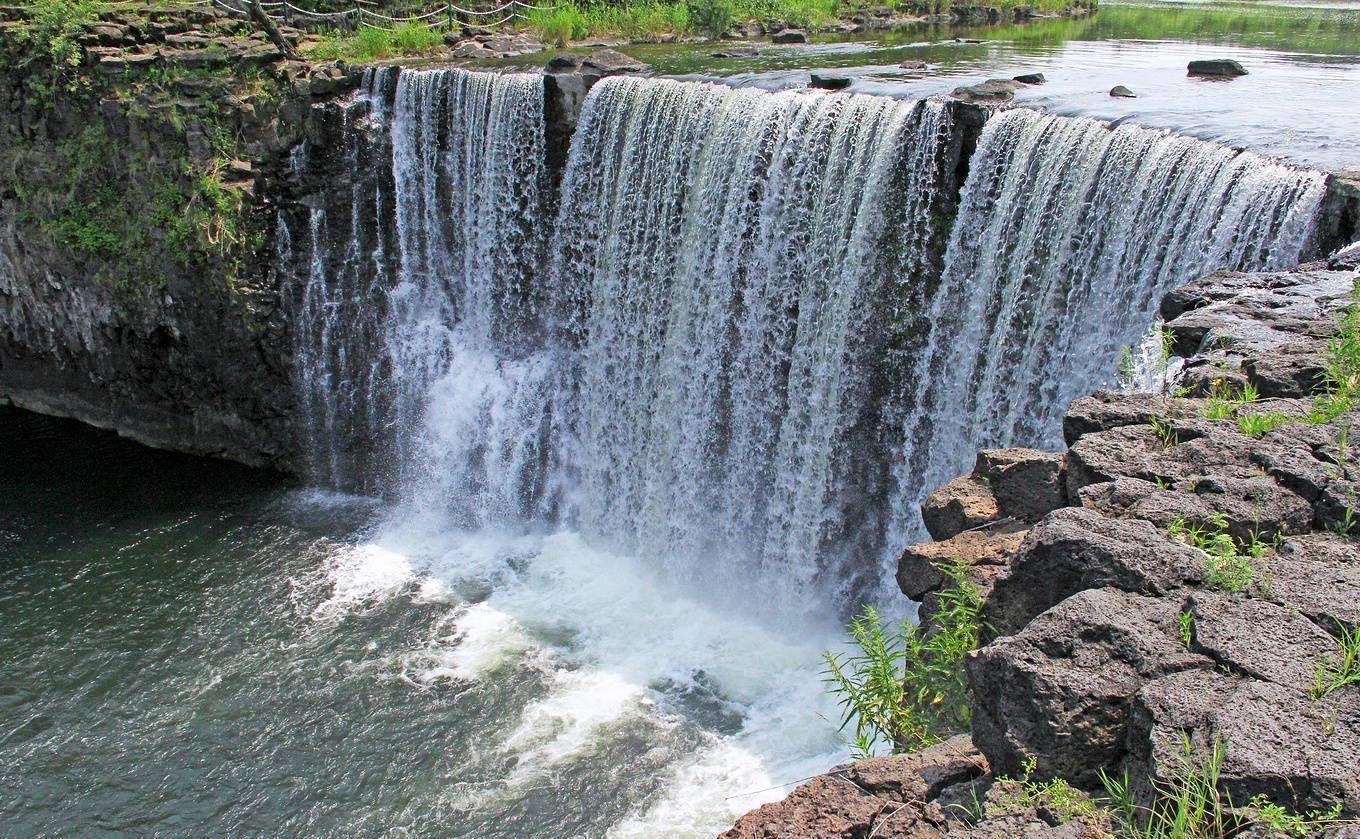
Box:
[844,735,986,802]
[809,74,851,90]
[720,735,985,838]
[712,47,758,57]
[951,79,1020,103]
[900,59,928,70]
[1062,391,1199,444]
[1110,85,1136,98]
[975,448,1066,522]
[1128,670,1360,816]
[771,29,807,44]
[1188,59,1248,77]
[1064,423,1160,495]
[1013,72,1045,84]
[897,524,1026,601]
[921,475,1000,540]
[986,508,1205,636]
[717,774,902,838]
[583,47,646,73]
[1268,533,1360,632]
[968,588,1210,785]
[1187,591,1339,688]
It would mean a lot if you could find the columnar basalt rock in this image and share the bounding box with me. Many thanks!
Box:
[733,253,1360,836]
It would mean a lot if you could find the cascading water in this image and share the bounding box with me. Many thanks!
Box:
[549,77,956,601]
[285,66,552,522]
[280,71,1334,836]
[887,107,1327,542]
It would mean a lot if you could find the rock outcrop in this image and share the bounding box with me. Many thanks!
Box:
[0,6,348,468]
[729,253,1360,835]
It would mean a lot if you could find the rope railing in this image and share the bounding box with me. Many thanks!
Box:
[209,0,545,27]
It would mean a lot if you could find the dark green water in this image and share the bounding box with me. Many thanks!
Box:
[1,409,838,836]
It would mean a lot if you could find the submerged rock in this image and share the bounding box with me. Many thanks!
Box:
[1188,58,1248,77]
[711,46,758,57]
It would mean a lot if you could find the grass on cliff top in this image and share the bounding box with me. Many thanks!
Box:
[305,0,1088,57]
[306,21,446,61]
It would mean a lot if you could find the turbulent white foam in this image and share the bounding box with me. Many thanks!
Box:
[310,542,416,623]
[312,518,846,835]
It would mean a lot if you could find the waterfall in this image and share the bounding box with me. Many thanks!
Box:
[887,108,1327,540]
[285,66,553,524]
[548,77,955,599]
[285,72,1329,607]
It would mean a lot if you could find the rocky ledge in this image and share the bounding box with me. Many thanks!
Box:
[726,250,1360,837]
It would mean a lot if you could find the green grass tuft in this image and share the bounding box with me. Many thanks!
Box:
[1311,620,1360,700]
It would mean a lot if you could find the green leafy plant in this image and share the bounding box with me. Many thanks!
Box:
[822,563,983,757]
[1102,736,1233,839]
[687,0,735,38]
[1237,411,1291,438]
[17,0,99,96]
[1310,620,1360,700]
[1176,610,1195,649]
[1167,513,1260,593]
[1202,379,1259,420]
[1246,795,1344,838]
[996,757,1098,824]
[1149,416,1181,449]
[1309,279,1360,424]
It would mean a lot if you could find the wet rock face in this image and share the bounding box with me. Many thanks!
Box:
[544,49,650,174]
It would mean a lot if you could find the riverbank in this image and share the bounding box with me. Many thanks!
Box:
[727,249,1360,836]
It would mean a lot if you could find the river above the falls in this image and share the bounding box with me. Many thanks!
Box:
[575,0,1360,171]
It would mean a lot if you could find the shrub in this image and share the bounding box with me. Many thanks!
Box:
[822,562,983,757]
[18,0,99,95]
[687,0,734,37]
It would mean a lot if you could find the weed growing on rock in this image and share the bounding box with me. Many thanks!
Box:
[1309,278,1360,424]
[1167,514,1260,593]
[1202,379,1258,420]
[1237,411,1291,438]
[996,757,1098,824]
[822,562,982,757]
[1310,621,1360,700]
[1103,736,1232,839]
[1150,416,1181,449]
[1176,610,1195,648]
[1246,795,1344,838]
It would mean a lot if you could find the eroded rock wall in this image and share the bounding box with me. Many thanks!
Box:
[0,7,367,468]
